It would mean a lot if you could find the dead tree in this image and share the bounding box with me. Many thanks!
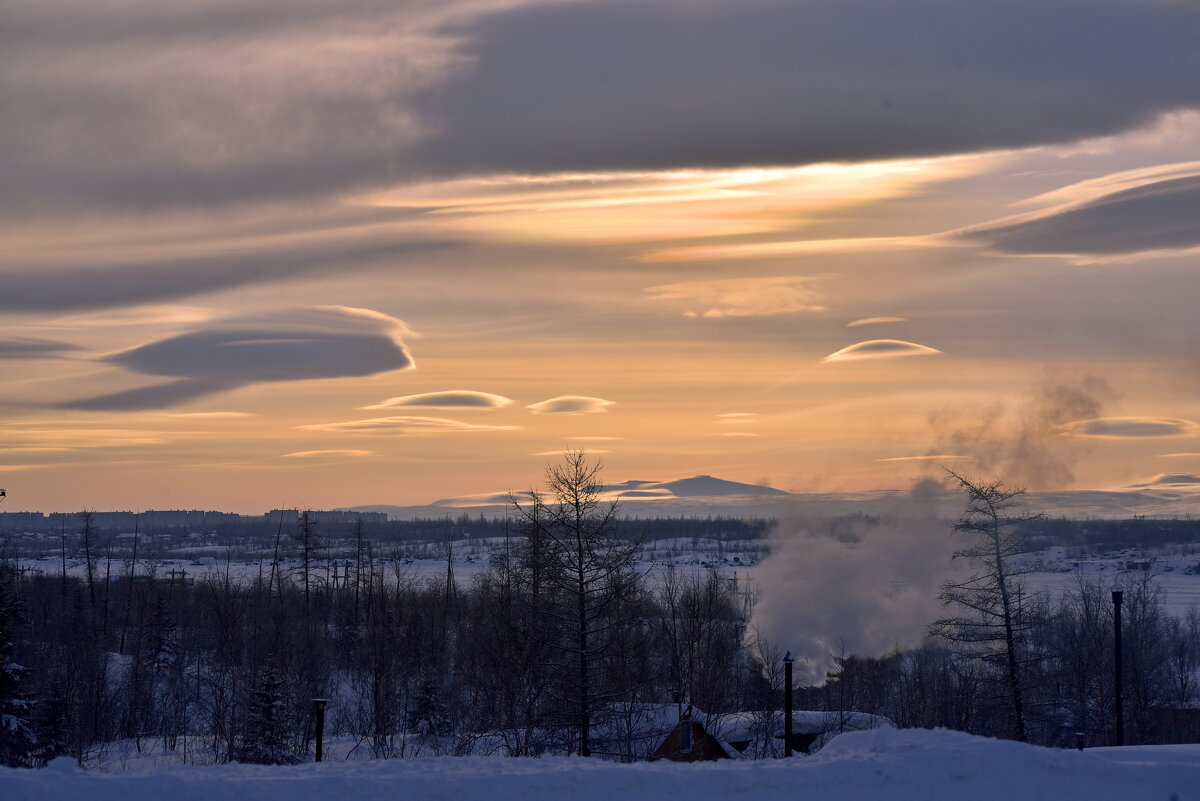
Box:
[294,511,320,606]
[933,471,1042,742]
[79,511,97,611]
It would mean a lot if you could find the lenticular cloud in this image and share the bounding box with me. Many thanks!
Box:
[823,339,942,363]
[527,395,615,415]
[364,390,513,410]
[64,306,414,411]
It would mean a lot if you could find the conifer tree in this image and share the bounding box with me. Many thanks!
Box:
[237,666,298,764]
[0,579,35,767]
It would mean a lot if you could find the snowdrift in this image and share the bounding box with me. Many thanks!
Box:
[5,727,1198,801]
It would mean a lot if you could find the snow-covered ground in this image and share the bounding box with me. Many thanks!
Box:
[5,728,1198,801]
[19,543,1200,617]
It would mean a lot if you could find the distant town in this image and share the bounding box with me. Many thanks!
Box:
[0,508,387,533]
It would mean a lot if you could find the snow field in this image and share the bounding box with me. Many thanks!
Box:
[5,728,1198,801]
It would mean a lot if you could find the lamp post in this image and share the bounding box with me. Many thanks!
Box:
[783,651,794,757]
[312,698,329,762]
[1111,583,1124,746]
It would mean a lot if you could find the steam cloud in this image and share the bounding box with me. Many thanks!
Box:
[748,508,956,686]
[926,376,1114,490]
[748,377,1112,686]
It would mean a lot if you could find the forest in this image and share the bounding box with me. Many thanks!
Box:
[2,457,1199,768]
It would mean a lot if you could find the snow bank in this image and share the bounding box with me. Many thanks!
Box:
[5,728,1198,801]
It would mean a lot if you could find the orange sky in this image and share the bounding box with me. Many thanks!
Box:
[3,0,1200,512]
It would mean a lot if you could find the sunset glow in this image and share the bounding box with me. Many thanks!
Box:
[3,0,1200,512]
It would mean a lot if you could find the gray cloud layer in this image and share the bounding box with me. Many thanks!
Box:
[0,237,448,313]
[4,0,1197,215]
[965,175,1200,257]
[0,0,456,214]
[63,306,413,410]
[0,336,82,359]
[418,0,1200,175]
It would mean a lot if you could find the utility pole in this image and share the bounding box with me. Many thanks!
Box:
[783,651,794,757]
[311,698,328,762]
[1112,583,1124,746]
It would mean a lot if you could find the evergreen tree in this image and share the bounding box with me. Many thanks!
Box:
[236,666,299,764]
[408,675,451,736]
[152,596,178,676]
[0,579,35,767]
[30,694,69,767]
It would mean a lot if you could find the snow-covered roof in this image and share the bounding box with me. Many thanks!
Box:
[711,710,894,743]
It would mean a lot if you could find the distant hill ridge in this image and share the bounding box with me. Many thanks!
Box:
[343,474,789,517]
[342,472,1200,520]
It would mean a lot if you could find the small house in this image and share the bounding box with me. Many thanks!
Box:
[650,707,735,762]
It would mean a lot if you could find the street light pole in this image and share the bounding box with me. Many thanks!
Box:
[783,651,794,757]
[312,698,329,762]
[1111,583,1124,747]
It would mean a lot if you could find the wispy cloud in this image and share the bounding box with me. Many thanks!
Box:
[158,411,257,419]
[643,235,946,263]
[0,236,449,312]
[878,454,972,462]
[282,449,375,459]
[959,174,1200,259]
[848,317,906,327]
[0,427,187,449]
[0,337,83,359]
[648,277,824,317]
[298,416,520,436]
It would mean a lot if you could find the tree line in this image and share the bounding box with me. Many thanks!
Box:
[2,456,1199,767]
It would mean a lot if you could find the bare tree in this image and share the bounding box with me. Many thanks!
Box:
[510,450,641,757]
[294,511,320,606]
[79,511,97,610]
[933,471,1042,742]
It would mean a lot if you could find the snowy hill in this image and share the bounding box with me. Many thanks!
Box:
[347,474,793,519]
[652,475,789,498]
[6,728,1199,801]
[344,473,1200,521]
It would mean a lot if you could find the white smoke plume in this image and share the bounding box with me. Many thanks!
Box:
[746,377,1110,686]
[747,506,957,686]
[927,376,1114,490]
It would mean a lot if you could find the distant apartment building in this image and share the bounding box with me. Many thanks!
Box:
[0,509,244,532]
[266,509,388,525]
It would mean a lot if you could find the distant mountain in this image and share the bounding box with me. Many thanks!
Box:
[342,473,1200,521]
[653,475,790,497]
[342,474,790,519]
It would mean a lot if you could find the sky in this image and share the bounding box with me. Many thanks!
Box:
[3,0,1200,513]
